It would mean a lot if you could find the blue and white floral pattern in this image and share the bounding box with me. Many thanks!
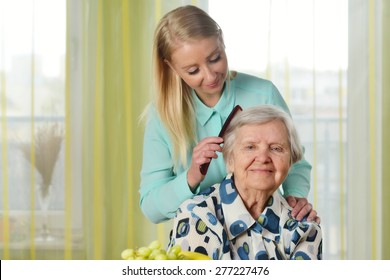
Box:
[169,174,322,260]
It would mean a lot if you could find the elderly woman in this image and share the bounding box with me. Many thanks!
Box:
[168,105,322,260]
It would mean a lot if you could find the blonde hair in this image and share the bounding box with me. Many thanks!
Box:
[152,5,225,167]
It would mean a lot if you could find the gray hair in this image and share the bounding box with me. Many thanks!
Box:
[222,105,303,167]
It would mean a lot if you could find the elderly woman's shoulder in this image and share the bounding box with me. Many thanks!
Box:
[277,192,322,227]
[178,184,221,212]
[194,184,220,202]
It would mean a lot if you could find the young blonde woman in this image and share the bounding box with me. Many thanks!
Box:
[139,5,319,224]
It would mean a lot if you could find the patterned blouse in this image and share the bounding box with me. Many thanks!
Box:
[168,174,322,260]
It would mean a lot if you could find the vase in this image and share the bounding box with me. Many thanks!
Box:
[36,183,55,242]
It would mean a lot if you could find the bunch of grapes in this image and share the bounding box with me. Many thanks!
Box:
[121,240,183,260]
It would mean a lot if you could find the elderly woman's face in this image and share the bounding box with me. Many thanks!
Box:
[229,120,291,193]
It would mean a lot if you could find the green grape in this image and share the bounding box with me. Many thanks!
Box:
[149,248,166,260]
[137,247,152,258]
[167,252,178,260]
[122,240,185,260]
[168,244,182,255]
[154,253,168,260]
[121,248,135,260]
[148,240,162,250]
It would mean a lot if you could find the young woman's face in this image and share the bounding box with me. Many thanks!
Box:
[168,36,228,103]
[228,120,292,195]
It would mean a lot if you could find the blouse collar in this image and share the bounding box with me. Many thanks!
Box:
[192,80,235,127]
[220,174,288,243]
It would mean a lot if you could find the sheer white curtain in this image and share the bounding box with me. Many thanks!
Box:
[0,0,83,259]
[209,0,348,259]
[347,0,383,260]
[209,0,388,260]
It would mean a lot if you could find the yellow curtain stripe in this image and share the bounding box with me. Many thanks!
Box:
[368,0,377,259]
[81,0,92,260]
[0,78,9,260]
[155,0,161,23]
[121,0,134,248]
[93,0,104,259]
[154,0,165,246]
[29,0,37,259]
[382,0,390,260]
[338,69,345,259]
[0,14,10,258]
[64,0,73,259]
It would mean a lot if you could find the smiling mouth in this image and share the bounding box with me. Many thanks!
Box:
[251,168,274,173]
[207,79,220,88]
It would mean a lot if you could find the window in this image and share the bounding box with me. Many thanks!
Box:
[209,0,348,259]
[0,0,83,259]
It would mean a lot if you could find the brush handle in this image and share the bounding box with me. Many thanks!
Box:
[198,105,242,176]
[199,162,210,175]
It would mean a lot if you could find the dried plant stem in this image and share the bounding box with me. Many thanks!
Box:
[20,123,64,197]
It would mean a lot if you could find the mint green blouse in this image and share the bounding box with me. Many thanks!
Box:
[139,72,312,223]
